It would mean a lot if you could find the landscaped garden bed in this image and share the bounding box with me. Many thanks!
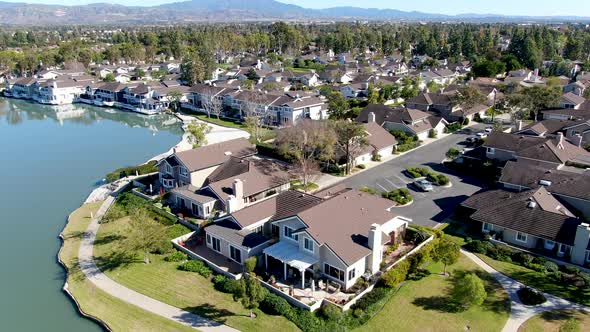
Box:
[382,188,413,206]
[405,167,450,186]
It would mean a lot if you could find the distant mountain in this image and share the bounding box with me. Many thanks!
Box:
[0,0,588,25]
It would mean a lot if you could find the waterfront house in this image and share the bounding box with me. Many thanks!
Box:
[158,137,256,190]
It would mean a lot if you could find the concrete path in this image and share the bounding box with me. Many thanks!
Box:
[78,190,238,332]
[461,250,590,332]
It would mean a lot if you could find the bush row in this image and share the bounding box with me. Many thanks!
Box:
[406,167,449,186]
[382,188,413,205]
[105,160,158,183]
[179,260,212,278]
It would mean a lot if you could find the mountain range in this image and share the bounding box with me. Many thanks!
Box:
[0,0,588,25]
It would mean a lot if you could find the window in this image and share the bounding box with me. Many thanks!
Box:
[304,238,314,252]
[230,246,242,263]
[544,240,555,250]
[192,203,200,216]
[483,223,493,232]
[211,237,221,252]
[486,147,495,155]
[348,269,356,281]
[205,205,210,215]
[559,244,569,254]
[516,232,527,243]
[179,167,188,176]
[166,163,173,174]
[254,226,263,234]
[284,226,298,241]
[206,234,211,244]
[324,263,345,282]
[586,251,590,263]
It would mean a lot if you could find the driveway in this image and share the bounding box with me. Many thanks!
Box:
[341,125,487,227]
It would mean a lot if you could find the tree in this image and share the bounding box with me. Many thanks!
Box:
[451,273,487,311]
[432,236,460,276]
[187,121,211,148]
[234,274,268,318]
[203,87,224,119]
[327,91,349,119]
[124,208,168,264]
[135,68,146,78]
[275,120,336,191]
[181,55,205,86]
[167,90,183,112]
[241,92,269,143]
[332,120,368,175]
[507,85,561,121]
[103,73,115,82]
[246,68,260,81]
[453,85,487,110]
[472,59,506,78]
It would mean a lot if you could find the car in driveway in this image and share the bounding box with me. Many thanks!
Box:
[476,132,488,139]
[414,179,434,192]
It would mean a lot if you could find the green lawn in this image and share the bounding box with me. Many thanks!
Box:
[93,215,299,332]
[60,203,197,332]
[519,310,590,332]
[476,254,590,305]
[356,255,510,332]
[194,114,246,129]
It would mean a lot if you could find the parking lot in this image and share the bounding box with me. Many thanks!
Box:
[341,125,487,227]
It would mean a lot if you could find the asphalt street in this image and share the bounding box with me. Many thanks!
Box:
[341,125,487,227]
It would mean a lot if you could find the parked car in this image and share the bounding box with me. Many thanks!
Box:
[414,179,433,192]
[465,136,480,144]
[476,132,488,139]
[484,127,493,133]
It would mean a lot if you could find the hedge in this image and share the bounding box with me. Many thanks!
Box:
[406,167,430,178]
[164,251,188,262]
[382,188,413,205]
[178,260,212,277]
[105,160,158,183]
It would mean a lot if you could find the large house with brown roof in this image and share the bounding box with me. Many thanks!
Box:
[461,187,590,267]
[357,104,447,140]
[157,138,256,190]
[354,122,398,165]
[483,132,590,168]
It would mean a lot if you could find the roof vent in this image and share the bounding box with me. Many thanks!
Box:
[527,201,537,209]
[224,151,232,156]
[539,180,552,186]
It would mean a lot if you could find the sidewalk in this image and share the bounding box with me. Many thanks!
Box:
[461,250,590,332]
[78,182,238,332]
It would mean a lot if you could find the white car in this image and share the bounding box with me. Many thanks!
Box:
[476,132,488,139]
[414,179,434,192]
[484,127,493,133]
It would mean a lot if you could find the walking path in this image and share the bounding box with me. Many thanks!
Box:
[78,182,238,332]
[461,250,590,332]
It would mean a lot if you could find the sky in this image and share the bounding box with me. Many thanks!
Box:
[6,0,590,17]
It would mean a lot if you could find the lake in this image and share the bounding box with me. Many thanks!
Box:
[0,98,183,331]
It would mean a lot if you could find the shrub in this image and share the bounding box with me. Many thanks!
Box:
[427,173,450,186]
[532,256,547,266]
[290,309,322,332]
[562,265,580,275]
[105,160,158,183]
[451,273,487,311]
[357,164,366,169]
[445,122,462,133]
[351,287,390,311]
[371,152,381,162]
[406,167,430,178]
[463,117,470,125]
[260,293,292,316]
[179,260,211,278]
[319,303,342,321]
[517,287,546,305]
[164,251,188,262]
[359,186,378,195]
[465,240,491,254]
[382,260,410,288]
[244,256,257,273]
[512,252,534,266]
[213,275,241,294]
[382,188,413,205]
[446,147,461,159]
[473,113,482,122]
[428,128,437,138]
[543,261,560,274]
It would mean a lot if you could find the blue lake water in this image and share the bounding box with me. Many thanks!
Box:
[0,98,183,331]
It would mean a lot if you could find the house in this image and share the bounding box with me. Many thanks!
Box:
[356,104,447,140]
[460,187,590,266]
[354,122,398,165]
[92,82,128,106]
[171,157,291,218]
[35,78,85,105]
[542,108,590,121]
[516,119,579,138]
[318,66,353,84]
[560,92,586,109]
[264,189,410,290]
[563,81,587,96]
[499,160,590,219]
[483,132,590,168]
[202,190,323,267]
[7,77,37,99]
[158,138,256,189]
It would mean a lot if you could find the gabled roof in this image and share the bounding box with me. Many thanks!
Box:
[295,190,400,265]
[363,122,398,152]
[172,138,256,172]
[561,92,586,106]
[518,119,579,136]
[462,188,580,245]
[206,220,270,249]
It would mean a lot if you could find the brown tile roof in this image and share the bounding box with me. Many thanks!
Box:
[206,220,270,249]
[296,190,399,265]
[462,188,580,245]
[363,122,398,152]
[174,138,256,172]
[518,119,579,135]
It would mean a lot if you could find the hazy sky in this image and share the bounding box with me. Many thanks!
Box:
[9,0,590,17]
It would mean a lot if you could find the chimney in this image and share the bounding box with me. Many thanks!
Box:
[534,68,539,77]
[517,120,523,131]
[172,147,177,154]
[572,223,590,265]
[233,179,244,202]
[368,111,376,123]
[368,223,382,274]
[572,134,583,147]
[557,132,565,149]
